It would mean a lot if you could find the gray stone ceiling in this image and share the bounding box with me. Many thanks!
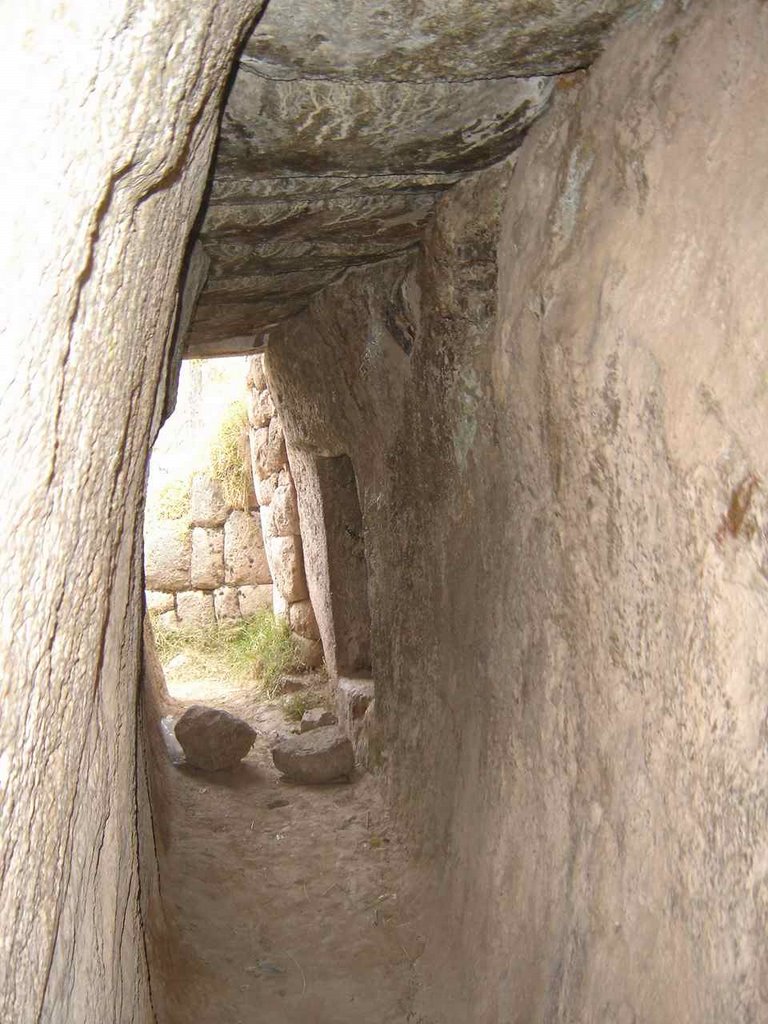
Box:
[185,0,642,357]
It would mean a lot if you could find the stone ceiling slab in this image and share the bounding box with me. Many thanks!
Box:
[217,74,552,176]
[184,0,648,355]
[244,0,642,81]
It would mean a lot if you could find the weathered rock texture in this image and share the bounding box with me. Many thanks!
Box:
[184,1,641,354]
[262,3,768,1020]
[245,357,320,662]
[0,3,260,1022]
[174,704,256,770]
[145,474,272,626]
[6,1,768,1023]
[271,727,355,784]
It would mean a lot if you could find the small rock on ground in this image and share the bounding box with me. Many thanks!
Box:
[175,704,256,771]
[273,673,307,694]
[271,726,354,784]
[300,708,338,732]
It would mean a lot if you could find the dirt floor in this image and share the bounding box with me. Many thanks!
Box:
[153,675,436,1024]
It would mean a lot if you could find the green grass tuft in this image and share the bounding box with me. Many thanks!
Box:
[226,611,302,696]
[150,609,301,694]
[282,690,324,722]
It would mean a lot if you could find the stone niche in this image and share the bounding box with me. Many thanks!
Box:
[263,3,768,1022]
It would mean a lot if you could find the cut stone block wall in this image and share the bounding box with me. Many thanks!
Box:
[145,472,272,627]
[246,356,322,666]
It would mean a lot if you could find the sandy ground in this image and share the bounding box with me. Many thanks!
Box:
[154,677,436,1024]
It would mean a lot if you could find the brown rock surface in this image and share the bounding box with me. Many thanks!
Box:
[271,727,355,784]
[184,4,646,354]
[268,535,309,603]
[190,472,229,528]
[190,526,225,589]
[237,583,274,617]
[0,3,258,1020]
[214,585,241,621]
[176,590,216,629]
[300,708,338,733]
[175,705,257,771]
[289,599,320,640]
[262,3,768,1019]
[224,510,270,585]
[144,519,192,592]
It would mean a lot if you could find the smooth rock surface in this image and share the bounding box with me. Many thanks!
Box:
[263,3,768,1019]
[191,526,225,589]
[157,609,180,631]
[237,583,274,617]
[268,535,309,602]
[146,590,175,614]
[175,705,257,771]
[144,520,192,592]
[271,727,354,783]
[0,2,258,1020]
[176,590,216,629]
[289,599,320,640]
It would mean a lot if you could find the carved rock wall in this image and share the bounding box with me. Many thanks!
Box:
[0,3,260,1022]
[264,3,768,1020]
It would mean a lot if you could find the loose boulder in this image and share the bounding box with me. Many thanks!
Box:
[271,727,354,783]
[300,708,338,733]
[175,705,257,771]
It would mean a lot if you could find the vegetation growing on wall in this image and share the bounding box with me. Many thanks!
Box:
[208,400,250,509]
[152,477,192,521]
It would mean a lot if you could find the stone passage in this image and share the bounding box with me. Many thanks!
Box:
[5,3,768,1024]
